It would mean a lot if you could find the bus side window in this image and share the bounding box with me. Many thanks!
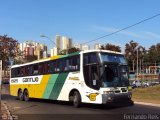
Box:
[72,57,77,70]
[34,64,38,75]
[84,53,97,65]
[38,63,43,74]
[84,55,89,65]
[17,67,21,77]
[68,56,80,71]
[55,61,60,72]
[50,61,55,73]
[28,65,33,76]
[20,67,24,76]
[77,56,80,70]
[24,66,29,76]
[59,60,63,71]
[90,54,97,63]
[42,62,49,74]
[63,59,67,71]
[11,68,16,78]
[44,62,50,74]
[47,62,50,73]
[66,59,70,71]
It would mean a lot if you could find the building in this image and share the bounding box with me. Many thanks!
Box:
[55,35,61,55]
[74,43,81,50]
[82,44,90,51]
[24,46,34,56]
[19,41,48,60]
[50,49,54,57]
[55,35,60,49]
[53,47,58,56]
[62,36,72,50]
[43,51,47,58]
[94,43,101,50]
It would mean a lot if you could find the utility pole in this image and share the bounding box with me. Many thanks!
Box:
[137,48,139,75]
[0,60,2,101]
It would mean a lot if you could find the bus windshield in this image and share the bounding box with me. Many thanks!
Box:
[99,53,129,87]
[83,52,130,89]
[101,64,129,87]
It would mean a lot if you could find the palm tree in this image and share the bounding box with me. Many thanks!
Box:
[125,40,138,71]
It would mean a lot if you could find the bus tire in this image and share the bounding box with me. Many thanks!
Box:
[73,91,81,108]
[23,89,29,102]
[18,89,23,101]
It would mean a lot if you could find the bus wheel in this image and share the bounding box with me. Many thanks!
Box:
[18,89,23,101]
[23,89,29,102]
[73,91,81,108]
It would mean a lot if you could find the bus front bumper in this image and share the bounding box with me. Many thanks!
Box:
[102,92,132,104]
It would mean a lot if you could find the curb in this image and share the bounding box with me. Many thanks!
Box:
[135,101,160,107]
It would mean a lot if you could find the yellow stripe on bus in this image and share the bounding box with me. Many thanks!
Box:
[10,84,35,97]
[10,75,51,98]
[34,75,51,98]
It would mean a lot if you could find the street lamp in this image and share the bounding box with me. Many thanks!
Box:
[41,35,60,55]
[40,35,57,47]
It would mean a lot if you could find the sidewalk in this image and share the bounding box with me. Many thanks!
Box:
[1,102,13,120]
[135,101,160,107]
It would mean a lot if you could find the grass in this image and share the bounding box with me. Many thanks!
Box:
[132,85,160,104]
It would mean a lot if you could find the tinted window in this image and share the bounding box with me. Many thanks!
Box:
[101,53,127,64]
[11,55,80,78]
[84,53,97,65]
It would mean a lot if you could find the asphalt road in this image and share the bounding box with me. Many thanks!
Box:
[1,84,160,120]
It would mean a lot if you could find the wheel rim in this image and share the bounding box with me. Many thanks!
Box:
[73,94,78,106]
[19,91,23,100]
[24,91,29,101]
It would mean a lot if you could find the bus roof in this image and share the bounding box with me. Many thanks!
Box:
[81,49,123,55]
[11,50,123,68]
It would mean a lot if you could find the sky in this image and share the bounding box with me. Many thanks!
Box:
[0,0,160,52]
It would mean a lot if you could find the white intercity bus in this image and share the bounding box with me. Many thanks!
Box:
[10,50,132,107]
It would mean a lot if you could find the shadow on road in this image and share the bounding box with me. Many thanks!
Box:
[25,97,134,110]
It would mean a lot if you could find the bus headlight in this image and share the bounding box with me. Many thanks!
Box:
[103,91,114,94]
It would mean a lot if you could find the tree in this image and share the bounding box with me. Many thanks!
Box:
[25,55,37,62]
[0,35,19,78]
[59,47,80,55]
[68,47,80,54]
[59,49,67,55]
[101,43,121,52]
[144,43,160,67]
[0,35,19,70]
[125,40,146,72]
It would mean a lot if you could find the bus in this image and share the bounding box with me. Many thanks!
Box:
[10,50,132,107]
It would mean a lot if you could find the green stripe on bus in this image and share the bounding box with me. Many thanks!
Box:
[60,52,80,58]
[49,73,69,100]
[43,74,59,99]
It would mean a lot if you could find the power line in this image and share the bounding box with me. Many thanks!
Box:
[81,13,160,45]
